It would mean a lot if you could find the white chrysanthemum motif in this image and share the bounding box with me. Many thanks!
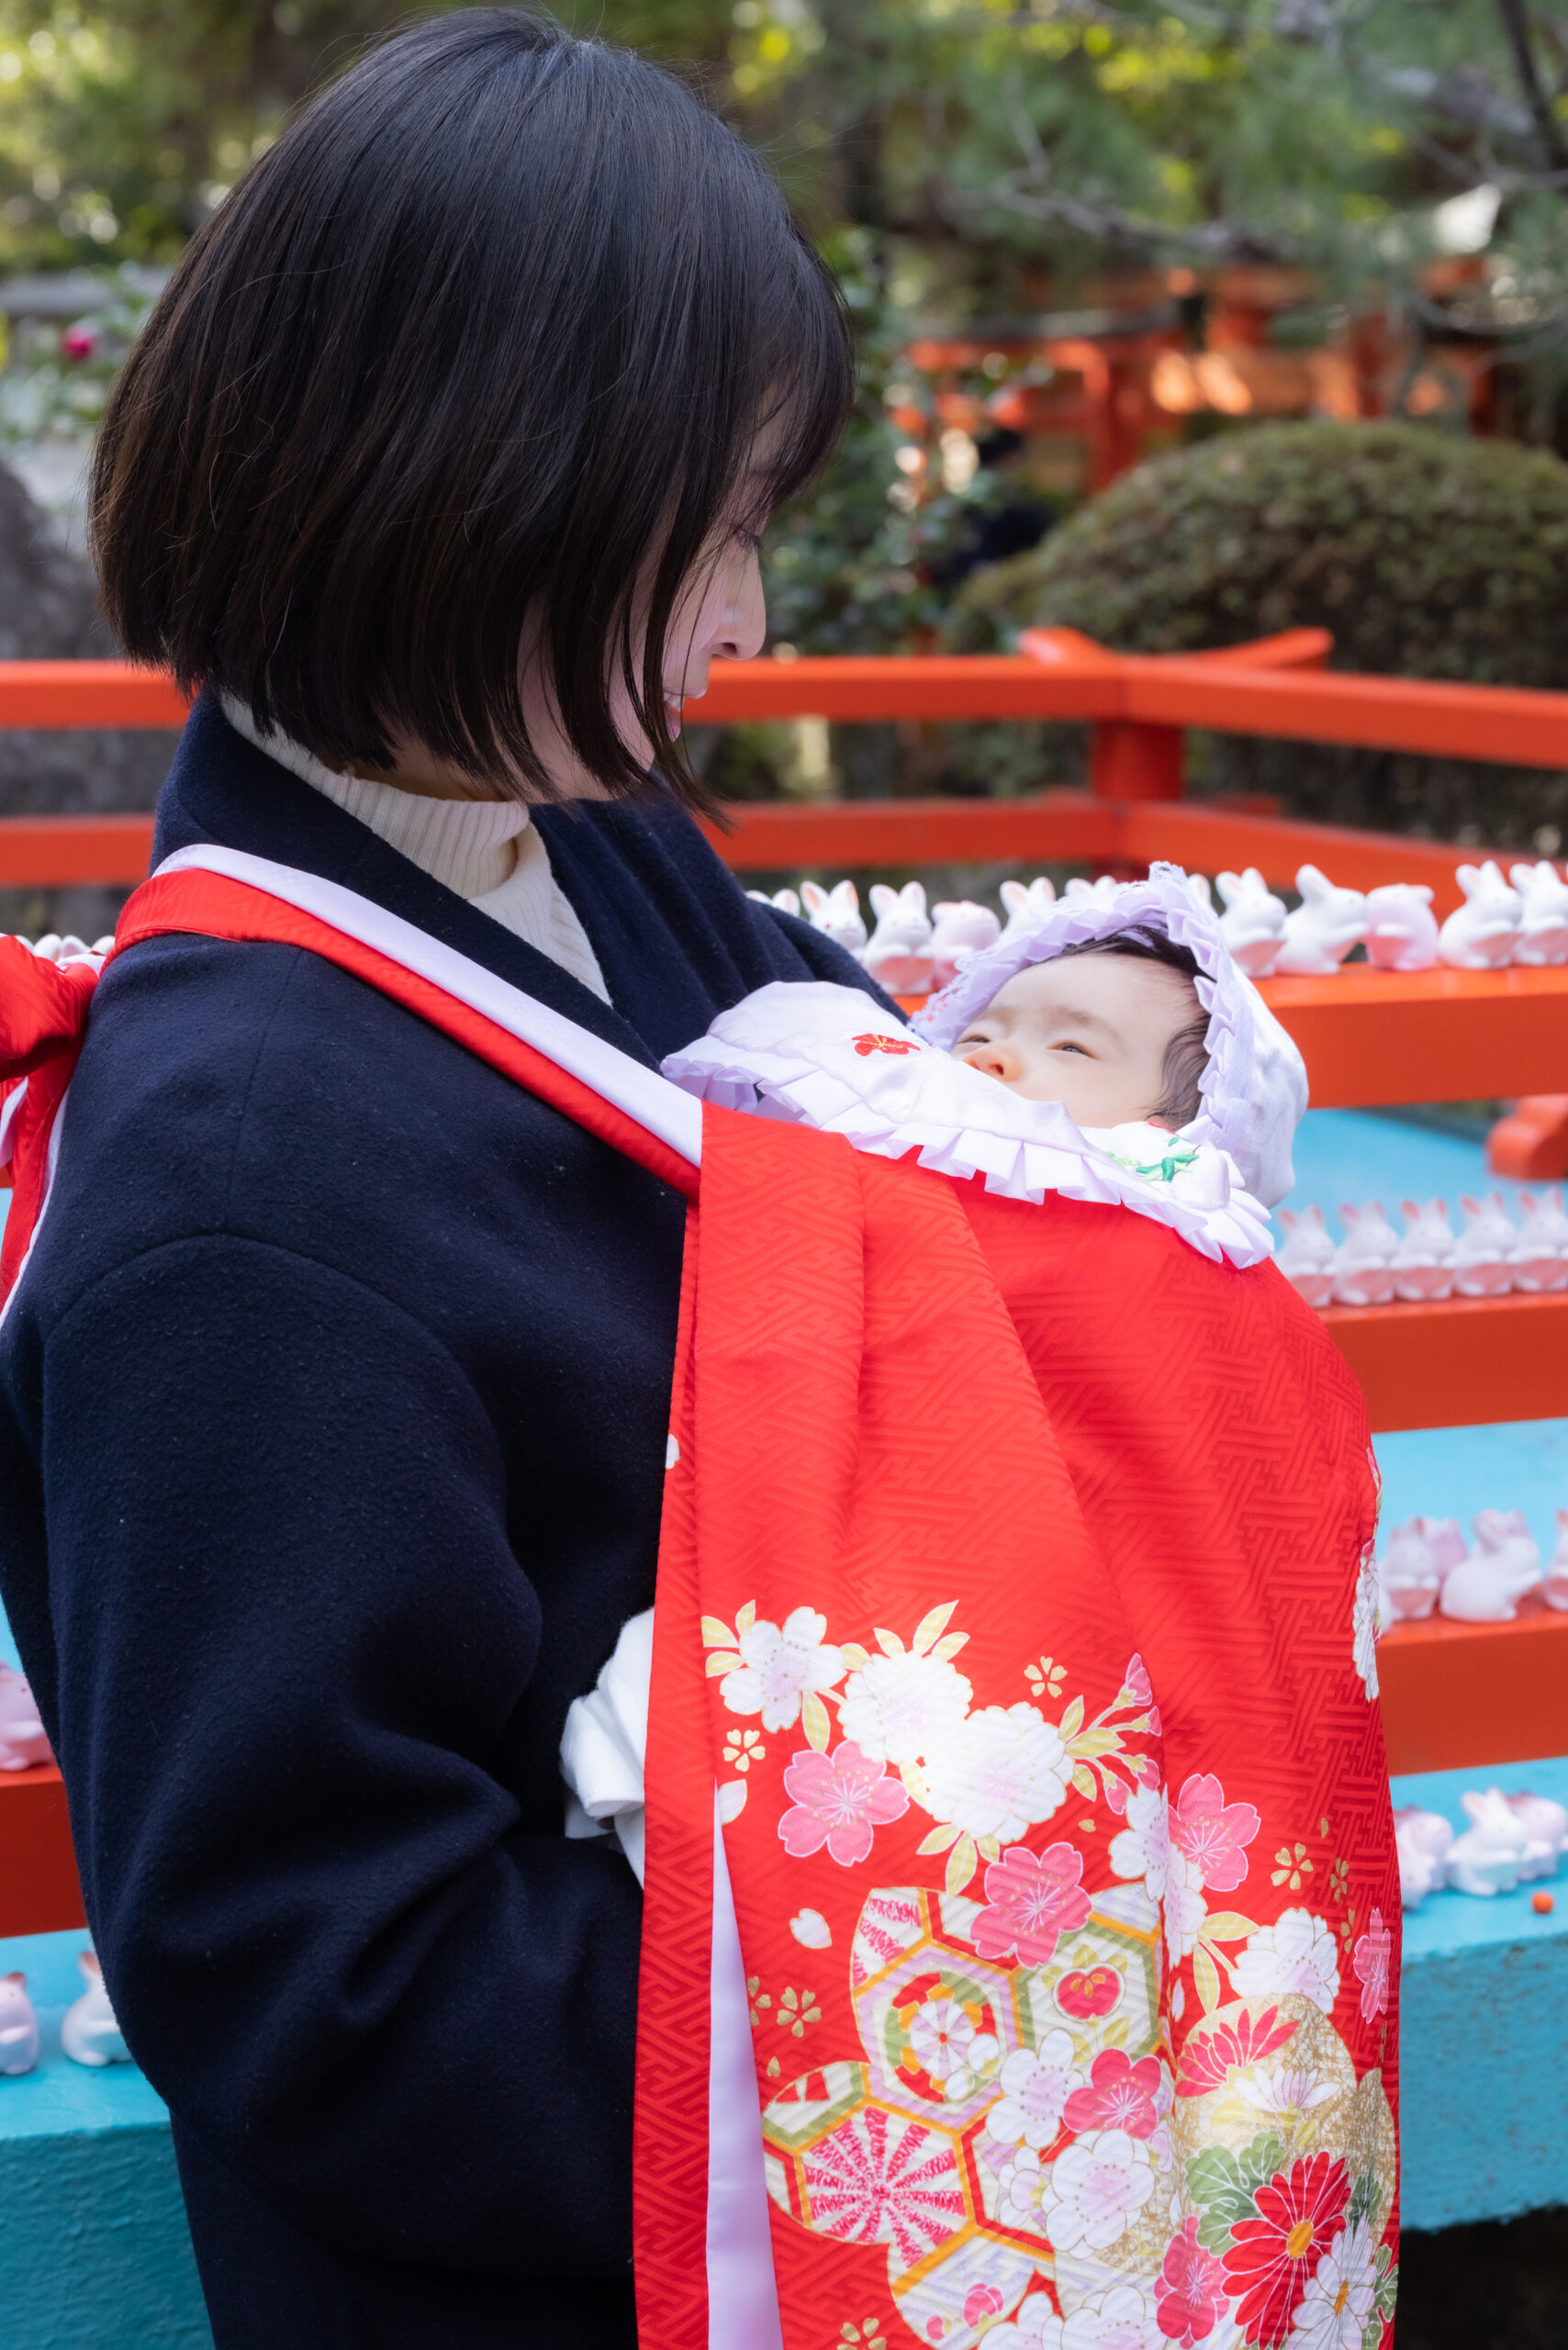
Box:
[1108,1782,1170,1901]
[984,2032,1084,2150]
[920,1704,1070,1843]
[836,1648,973,1764]
[1289,2217,1379,2350]
[719,1607,846,1732]
[1040,2130,1156,2253]
[1235,2066,1336,2120]
[1231,1908,1342,2014]
[1353,1545,1380,1700]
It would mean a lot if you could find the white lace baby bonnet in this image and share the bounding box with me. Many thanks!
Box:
[662,862,1307,1270]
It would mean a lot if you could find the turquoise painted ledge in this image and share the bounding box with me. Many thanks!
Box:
[1391,1751,1568,2233]
[1,1756,1566,2339]
[0,1928,209,2350]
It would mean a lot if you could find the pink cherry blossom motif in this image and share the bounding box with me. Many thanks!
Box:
[1157,2215,1226,2347]
[973,1841,1092,1966]
[1169,1773,1261,1892]
[778,1741,910,1867]
[1062,2047,1163,2141]
[1125,1654,1153,1708]
[963,2284,1006,2325]
[1352,1906,1393,2022]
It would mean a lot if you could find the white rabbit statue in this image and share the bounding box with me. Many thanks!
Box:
[1363,883,1439,972]
[1438,861,1522,969]
[1276,1205,1337,1308]
[862,881,935,995]
[0,1664,51,1770]
[1275,865,1367,975]
[0,1971,38,2076]
[1064,875,1121,905]
[928,899,1002,990]
[1330,1201,1400,1305]
[745,886,801,918]
[1392,1197,1457,1302]
[1445,1787,1533,1897]
[999,877,1058,942]
[1393,1807,1454,1910]
[1452,1192,1518,1297]
[1508,860,1568,966]
[1376,1518,1440,1627]
[1215,867,1287,977]
[1505,1790,1568,1881]
[800,878,867,956]
[1541,1509,1568,1610]
[1416,1516,1469,1585]
[1439,1509,1541,1622]
[1510,1188,1568,1293]
[61,1949,130,2068]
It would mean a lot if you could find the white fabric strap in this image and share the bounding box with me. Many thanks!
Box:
[152,845,702,1171]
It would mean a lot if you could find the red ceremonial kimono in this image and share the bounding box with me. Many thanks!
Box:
[0,848,1399,2350]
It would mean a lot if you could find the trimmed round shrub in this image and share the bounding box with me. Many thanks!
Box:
[956,422,1568,845]
[961,420,1568,684]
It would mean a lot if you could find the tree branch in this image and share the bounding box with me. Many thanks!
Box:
[1494,0,1568,173]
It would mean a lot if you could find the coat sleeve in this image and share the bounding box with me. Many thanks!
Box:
[30,1231,644,2277]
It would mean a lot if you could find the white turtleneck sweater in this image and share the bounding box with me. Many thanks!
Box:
[219,699,610,1002]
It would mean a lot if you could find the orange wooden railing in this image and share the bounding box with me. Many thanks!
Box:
[0,630,1561,1897]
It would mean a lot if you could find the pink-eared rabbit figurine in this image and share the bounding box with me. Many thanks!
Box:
[1276,1205,1336,1308]
[1215,867,1287,976]
[0,1971,38,2076]
[1511,1188,1568,1293]
[61,1950,129,2068]
[1376,1519,1440,1626]
[928,899,1002,990]
[1504,1790,1568,1881]
[1064,875,1121,905]
[1508,860,1568,966]
[862,881,935,995]
[1452,1192,1518,1297]
[1393,1197,1457,1302]
[0,1664,52,1770]
[800,878,867,956]
[1416,1516,1468,1582]
[1275,864,1367,975]
[1438,861,1522,969]
[1542,1509,1568,1610]
[1439,1510,1541,1622]
[745,886,801,918]
[999,876,1058,942]
[1364,882,1439,972]
[1394,1807,1453,1910]
[1445,1787,1533,1897]
[1330,1200,1400,1305]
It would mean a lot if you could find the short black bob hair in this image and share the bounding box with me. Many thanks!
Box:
[92,8,851,807]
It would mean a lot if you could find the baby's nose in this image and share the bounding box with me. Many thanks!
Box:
[960,1042,1021,1086]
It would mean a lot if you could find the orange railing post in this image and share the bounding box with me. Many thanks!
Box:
[1090,720,1183,800]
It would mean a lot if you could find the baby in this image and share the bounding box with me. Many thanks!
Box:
[563,863,1308,1868]
[947,923,1210,1134]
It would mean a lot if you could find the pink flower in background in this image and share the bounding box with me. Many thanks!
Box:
[778,1741,909,1867]
[1352,1908,1392,2021]
[974,1841,1092,1965]
[1170,1774,1260,1892]
[1157,2217,1226,2346]
[1063,2048,1163,2141]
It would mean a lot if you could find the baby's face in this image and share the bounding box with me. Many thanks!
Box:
[950,953,1196,1129]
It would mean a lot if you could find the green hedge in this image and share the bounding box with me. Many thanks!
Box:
[956,421,1568,845]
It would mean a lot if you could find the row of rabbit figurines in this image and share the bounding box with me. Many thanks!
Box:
[1396,1789,1567,1910]
[1279,1192,1568,1308]
[748,857,1568,994]
[1377,1509,1565,1626]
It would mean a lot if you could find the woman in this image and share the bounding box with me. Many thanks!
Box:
[0,13,879,2345]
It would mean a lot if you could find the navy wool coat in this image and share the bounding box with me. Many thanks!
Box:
[0,699,890,2349]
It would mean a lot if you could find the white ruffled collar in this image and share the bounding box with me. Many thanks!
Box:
[663,981,1275,1269]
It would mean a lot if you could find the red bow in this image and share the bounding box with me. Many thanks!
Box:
[0,937,101,1304]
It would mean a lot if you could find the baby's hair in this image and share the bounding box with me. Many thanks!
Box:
[1053,924,1210,1127]
[90,9,850,808]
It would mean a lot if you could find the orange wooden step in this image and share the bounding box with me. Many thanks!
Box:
[1257,964,1568,1109]
[1322,1292,1568,1431]
[1379,1597,1568,1774]
[0,1764,84,1936]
